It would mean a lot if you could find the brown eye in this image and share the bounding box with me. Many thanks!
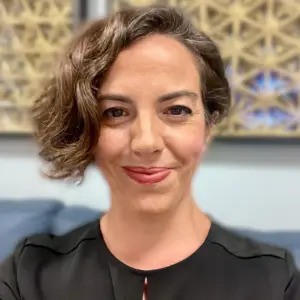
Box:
[165,105,192,116]
[103,108,128,118]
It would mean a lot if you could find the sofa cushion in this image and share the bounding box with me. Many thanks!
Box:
[291,249,300,269]
[51,205,102,235]
[0,199,63,261]
[237,230,300,249]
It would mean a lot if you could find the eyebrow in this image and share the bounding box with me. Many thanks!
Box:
[97,90,199,103]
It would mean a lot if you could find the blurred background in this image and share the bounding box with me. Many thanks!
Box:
[0,0,299,250]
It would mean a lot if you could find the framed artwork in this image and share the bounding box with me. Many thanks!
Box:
[1,0,299,138]
[111,0,300,138]
[0,0,73,134]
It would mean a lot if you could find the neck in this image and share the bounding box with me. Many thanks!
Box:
[100,194,211,270]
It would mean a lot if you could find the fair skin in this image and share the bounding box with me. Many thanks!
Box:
[94,34,212,270]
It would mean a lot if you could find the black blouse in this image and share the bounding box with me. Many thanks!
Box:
[0,220,299,300]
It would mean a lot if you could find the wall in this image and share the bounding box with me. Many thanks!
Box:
[1,137,299,230]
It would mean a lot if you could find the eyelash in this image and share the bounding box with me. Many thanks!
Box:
[102,105,192,118]
[102,107,128,119]
[163,105,192,116]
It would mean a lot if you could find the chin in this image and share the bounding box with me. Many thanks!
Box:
[131,193,179,215]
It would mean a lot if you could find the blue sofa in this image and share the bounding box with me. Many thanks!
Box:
[1,199,300,269]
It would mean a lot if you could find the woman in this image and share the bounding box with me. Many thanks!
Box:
[0,5,299,300]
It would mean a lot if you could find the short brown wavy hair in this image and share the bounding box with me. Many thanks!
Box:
[32,5,231,181]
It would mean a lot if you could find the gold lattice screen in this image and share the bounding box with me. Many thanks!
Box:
[112,0,300,138]
[1,0,300,137]
[0,0,73,133]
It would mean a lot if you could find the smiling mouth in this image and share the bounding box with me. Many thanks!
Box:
[122,166,171,185]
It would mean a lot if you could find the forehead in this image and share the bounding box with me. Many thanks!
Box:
[100,34,200,93]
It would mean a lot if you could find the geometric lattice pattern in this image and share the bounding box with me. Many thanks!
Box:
[0,0,73,133]
[112,0,300,137]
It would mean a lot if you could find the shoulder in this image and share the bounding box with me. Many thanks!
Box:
[14,220,101,277]
[1,220,100,270]
[207,222,300,298]
[22,220,99,255]
[0,220,100,299]
[207,222,286,259]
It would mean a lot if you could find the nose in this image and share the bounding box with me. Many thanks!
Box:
[130,115,163,157]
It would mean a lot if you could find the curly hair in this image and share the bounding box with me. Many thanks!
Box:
[32,5,231,181]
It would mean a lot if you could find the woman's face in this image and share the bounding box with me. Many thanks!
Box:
[94,34,209,214]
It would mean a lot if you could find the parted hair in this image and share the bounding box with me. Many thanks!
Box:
[32,5,231,181]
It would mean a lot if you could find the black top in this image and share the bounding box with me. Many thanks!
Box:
[0,220,300,300]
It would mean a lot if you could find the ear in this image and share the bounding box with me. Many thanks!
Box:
[203,123,215,153]
[202,133,212,153]
[203,111,219,151]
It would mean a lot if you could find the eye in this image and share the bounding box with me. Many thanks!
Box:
[164,105,192,116]
[102,107,128,118]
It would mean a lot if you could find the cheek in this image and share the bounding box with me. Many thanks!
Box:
[94,128,128,164]
[178,134,205,161]
[165,122,206,164]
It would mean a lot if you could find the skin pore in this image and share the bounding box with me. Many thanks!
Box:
[94,34,212,270]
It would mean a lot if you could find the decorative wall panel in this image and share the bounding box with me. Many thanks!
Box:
[111,0,300,138]
[0,0,73,133]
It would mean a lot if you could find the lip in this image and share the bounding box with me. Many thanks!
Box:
[122,166,171,185]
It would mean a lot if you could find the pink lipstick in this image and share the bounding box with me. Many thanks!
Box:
[122,166,171,185]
